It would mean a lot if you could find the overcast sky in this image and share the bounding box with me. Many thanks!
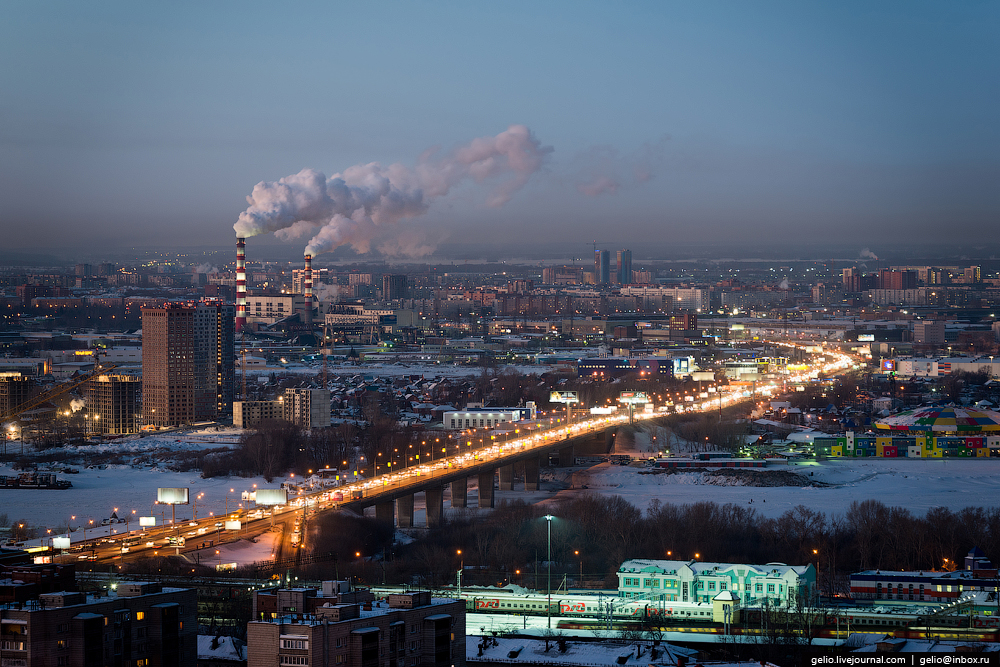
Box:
[2,1,997,258]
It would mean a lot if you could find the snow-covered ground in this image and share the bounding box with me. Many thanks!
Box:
[188,530,280,567]
[536,456,1000,518]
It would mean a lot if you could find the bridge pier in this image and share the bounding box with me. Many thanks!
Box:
[397,495,414,528]
[498,464,514,491]
[375,501,394,525]
[559,445,574,467]
[524,457,540,491]
[451,477,467,508]
[426,487,445,527]
[477,471,494,508]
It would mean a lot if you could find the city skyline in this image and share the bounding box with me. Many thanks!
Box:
[2,1,998,257]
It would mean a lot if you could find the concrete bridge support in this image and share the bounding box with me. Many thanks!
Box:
[478,471,495,508]
[397,495,414,528]
[375,501,394,525]
[524,457,540,491]
[451,477,467,508]
[498,464,514,491]
[426,487,445,527]
[559,445,575,467]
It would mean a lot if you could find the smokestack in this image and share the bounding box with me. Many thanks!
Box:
[236,238,247,332]
[303,253,313,329]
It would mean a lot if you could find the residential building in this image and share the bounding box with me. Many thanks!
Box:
[247,587,464,667]
[594,250,611,285]
[0,375,32,417]
[233,400,283,429]
[85,374,141,435]
[617,558,814,607]
[0,580,196,667]
[913,320,946,345]
[245,293,307,326]
[141,301,234,427]
[282,388,331,429]
[615,249,632,286]
[382,274,408,300]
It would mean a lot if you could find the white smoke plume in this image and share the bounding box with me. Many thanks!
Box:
[70,398,86,413]
[859,248,879,261]
[778,278,790,290]
[234,125,551,256]
[193,263,217,274]
[574,136,669,197]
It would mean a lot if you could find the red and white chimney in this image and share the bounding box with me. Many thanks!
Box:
[303,253,313,328]
[236,237,247,332]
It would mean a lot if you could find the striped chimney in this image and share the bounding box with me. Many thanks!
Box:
[303,253,313,328]
[235,237,247,331]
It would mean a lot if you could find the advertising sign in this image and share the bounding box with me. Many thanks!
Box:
[138,516,156,527]
[52,536,71,549]
[224,520,241,531]
[882,359,897,372]
[254,489,288,506]
[858,334,875,342]
[549,390,579,404]
[156,488,189,505]
[618,391,650,404]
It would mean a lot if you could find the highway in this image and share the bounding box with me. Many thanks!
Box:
[68,343,854,567]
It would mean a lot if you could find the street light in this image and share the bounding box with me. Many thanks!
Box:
[544,514,554,628]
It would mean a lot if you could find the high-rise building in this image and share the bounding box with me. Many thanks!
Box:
[142,301,234,427]
[0,374,32,417]
[616,249,632,285]
[382,274,408,300]
[85,374,141,434]
[595,250,611,285]
[282,388,331,429]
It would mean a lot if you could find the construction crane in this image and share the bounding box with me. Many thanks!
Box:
[0,352,117,423]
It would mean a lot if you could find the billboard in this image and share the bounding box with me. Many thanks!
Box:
[139,516,156,527]
[618,391,650,404]
[157,488,189,505]
[52,536,71,549]
[690,371,714,382]
[858,334,875,342]
[549,390,579,404]
[224,520,242,531]
[255,489,288,506]
[882,359,896,372]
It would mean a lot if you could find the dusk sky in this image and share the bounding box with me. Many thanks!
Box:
[2,1,997,258]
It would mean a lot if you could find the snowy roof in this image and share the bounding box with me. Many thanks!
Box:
[197,635,245,661]
[619,558,810,578]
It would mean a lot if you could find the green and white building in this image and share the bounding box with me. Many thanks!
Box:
[617,559,815,607]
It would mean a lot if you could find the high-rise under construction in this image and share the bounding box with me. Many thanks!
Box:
[141,301,234,427]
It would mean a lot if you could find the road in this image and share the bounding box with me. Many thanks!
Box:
[69,343,853,566]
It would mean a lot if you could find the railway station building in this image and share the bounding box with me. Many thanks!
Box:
[617,558,815,607]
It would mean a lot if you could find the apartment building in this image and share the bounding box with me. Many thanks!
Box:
[247,586,464,667]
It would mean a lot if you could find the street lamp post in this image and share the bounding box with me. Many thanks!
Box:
[544,514,554,629]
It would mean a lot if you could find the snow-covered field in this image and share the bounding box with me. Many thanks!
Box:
[539,456,1000,518]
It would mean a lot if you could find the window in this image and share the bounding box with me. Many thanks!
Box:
[281,639,308,650]
[707,582,715,591]
[755,583,763,593]
[767,584,775,593]
[719,582,727,591]
[280,657,308,666]
[135,612,145,621]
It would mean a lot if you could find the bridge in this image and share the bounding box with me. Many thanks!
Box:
[336,416,619,527]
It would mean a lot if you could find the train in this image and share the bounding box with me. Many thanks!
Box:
[416,588,1000,642]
